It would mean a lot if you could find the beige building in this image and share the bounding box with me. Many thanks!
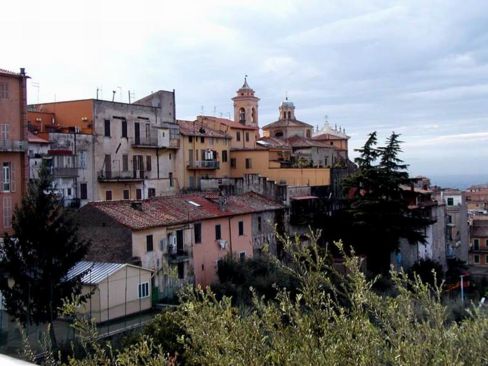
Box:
[66,261,153,323]
[28,90,180,202]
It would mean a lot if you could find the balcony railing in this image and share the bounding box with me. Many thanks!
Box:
[167,250,190,264]
[131,136,180,149]
[187,160,220,170]
[0,139,26,152]
[97,169,145,181]
[131,136,159,148]
[52,167,78,178]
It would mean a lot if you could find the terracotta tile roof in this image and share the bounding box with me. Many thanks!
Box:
[198,115,258,130]
[262,118,313,130]
[85,192,284,231]
[177,120,231,139]
[257,136,333,149]
[0,68,21,77]
[27,131,49,144]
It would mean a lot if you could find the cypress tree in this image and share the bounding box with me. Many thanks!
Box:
[0,162,90,347]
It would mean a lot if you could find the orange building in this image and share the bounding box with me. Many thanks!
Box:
[0,68,29,234]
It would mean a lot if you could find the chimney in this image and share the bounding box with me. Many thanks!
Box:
[131,201,143,211]
[20,67,25,76]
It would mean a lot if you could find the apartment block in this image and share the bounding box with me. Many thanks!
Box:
[28,90,179,203]
[76,192,284,297]
[0,68,29,234]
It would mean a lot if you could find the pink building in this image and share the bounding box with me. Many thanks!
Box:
[76,192,284,297]
[0,68,29,235]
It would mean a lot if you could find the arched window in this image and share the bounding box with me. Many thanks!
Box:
[288,111,291,119]
[239,108,246,124]
[252,108,256,123]
[306,129,311,138]
[275,130,283,138]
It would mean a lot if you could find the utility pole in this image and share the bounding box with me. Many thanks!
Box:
[460,274,465,305]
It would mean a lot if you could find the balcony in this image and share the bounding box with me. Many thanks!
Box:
[131,136,180,149]
[97,169,145,182]
[0,139,26,152]
[167,250,190,264]
[187,160,220,170]
[131,136,159,148]
[52,167,78,178]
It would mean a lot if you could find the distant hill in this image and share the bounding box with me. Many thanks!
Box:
[428,174,488,190]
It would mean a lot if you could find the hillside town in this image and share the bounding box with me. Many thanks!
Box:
[0,66,487,363]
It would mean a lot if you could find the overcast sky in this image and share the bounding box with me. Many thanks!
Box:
[2,0,488,185]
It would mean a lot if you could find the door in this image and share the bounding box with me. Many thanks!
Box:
[176,230,184,254]
[134,122,140,145]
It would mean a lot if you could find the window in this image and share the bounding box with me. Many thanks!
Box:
[0,124,9,141]
[474,239,480,251]
[200,136,204,143]
[80,183,88,200]
[222,150,228,163]
[258,216,262,232]
[3,196,12,229]
[447,197,454,206]
[2,162,10,192]
[148,188,156,198]
[146,156,152,171]
[122,154,129,172]
[246,132,249,142]
[123,189,130,200]
[447,215,452,224]
[138,282,149,298]
[177,262,185,279]
[189,136,193,143]
[215,224,221,240]
[194,223,202,244]
[239,252,246,262]
[67,188,72,196]
[146,235,154,252]
[169,153,172,160]
[169,172,173,187]
[230,158,236,168]
[105,190,112,201]
[136,189,142,200]
[0,83,8,99]
[474,255,480,264]
[245,158,252,169]
[486,239,488,247]
[104,119,111,137]
[238,221,244,236]
[236,131,241,141]
[79,151,87,169]
[121,120,127,138]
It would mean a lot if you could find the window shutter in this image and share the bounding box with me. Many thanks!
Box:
[10,163,15,192]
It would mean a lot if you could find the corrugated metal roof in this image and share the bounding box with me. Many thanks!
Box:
[66,261,125,284]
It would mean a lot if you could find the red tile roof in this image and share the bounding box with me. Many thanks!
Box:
[198,115,258,130]
[0,68,21,77]
[262,118,313,130]
[178,120,231,139]
[27,131,49,144]
[85,192,284,231]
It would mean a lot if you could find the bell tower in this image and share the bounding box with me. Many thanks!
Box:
[232,76,259,127]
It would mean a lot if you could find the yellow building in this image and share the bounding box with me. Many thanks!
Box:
[180,78,334,188]
[176,120,232,189]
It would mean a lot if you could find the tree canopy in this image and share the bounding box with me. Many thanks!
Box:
[0,162,90,346]
[342,132,431,273]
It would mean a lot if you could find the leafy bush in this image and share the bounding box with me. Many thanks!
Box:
[407,258,445,288]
